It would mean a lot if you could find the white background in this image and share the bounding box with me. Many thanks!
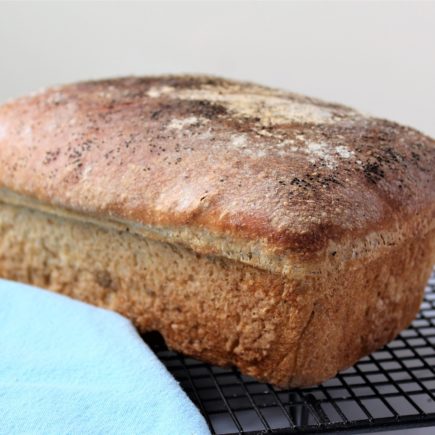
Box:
[0,1,434,137]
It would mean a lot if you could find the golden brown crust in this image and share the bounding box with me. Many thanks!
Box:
[0,75,434,263]
[0,203,434,387]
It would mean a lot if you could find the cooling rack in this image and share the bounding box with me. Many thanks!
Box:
[144,270,435,434]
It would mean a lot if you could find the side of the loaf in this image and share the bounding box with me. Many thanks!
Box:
[1,200,433,387]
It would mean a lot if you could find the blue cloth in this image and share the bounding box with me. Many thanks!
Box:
[0,279,210,435]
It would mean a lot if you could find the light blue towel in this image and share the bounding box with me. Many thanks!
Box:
[0,279,210,435]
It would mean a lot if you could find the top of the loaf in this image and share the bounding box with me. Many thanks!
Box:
[0,75,434,268]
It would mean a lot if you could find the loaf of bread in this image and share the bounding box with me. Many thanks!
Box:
[0,76,434,387]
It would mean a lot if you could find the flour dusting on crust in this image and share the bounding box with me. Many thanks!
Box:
[167,116,206,130]
[175,88,337,126]
[146,81,361,127]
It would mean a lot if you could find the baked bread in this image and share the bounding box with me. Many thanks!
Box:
[0,75,434,387]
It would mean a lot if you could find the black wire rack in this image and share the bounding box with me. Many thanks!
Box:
[144,270,435,434]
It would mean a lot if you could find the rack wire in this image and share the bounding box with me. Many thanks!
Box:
[144,270,435,434]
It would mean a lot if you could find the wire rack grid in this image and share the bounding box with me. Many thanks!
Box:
[144,270,435,434]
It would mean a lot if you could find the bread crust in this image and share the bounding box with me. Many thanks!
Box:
[0,75,434,265]
[0,75,434,386]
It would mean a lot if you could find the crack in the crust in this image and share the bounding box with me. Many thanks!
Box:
[287,305,316,386]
